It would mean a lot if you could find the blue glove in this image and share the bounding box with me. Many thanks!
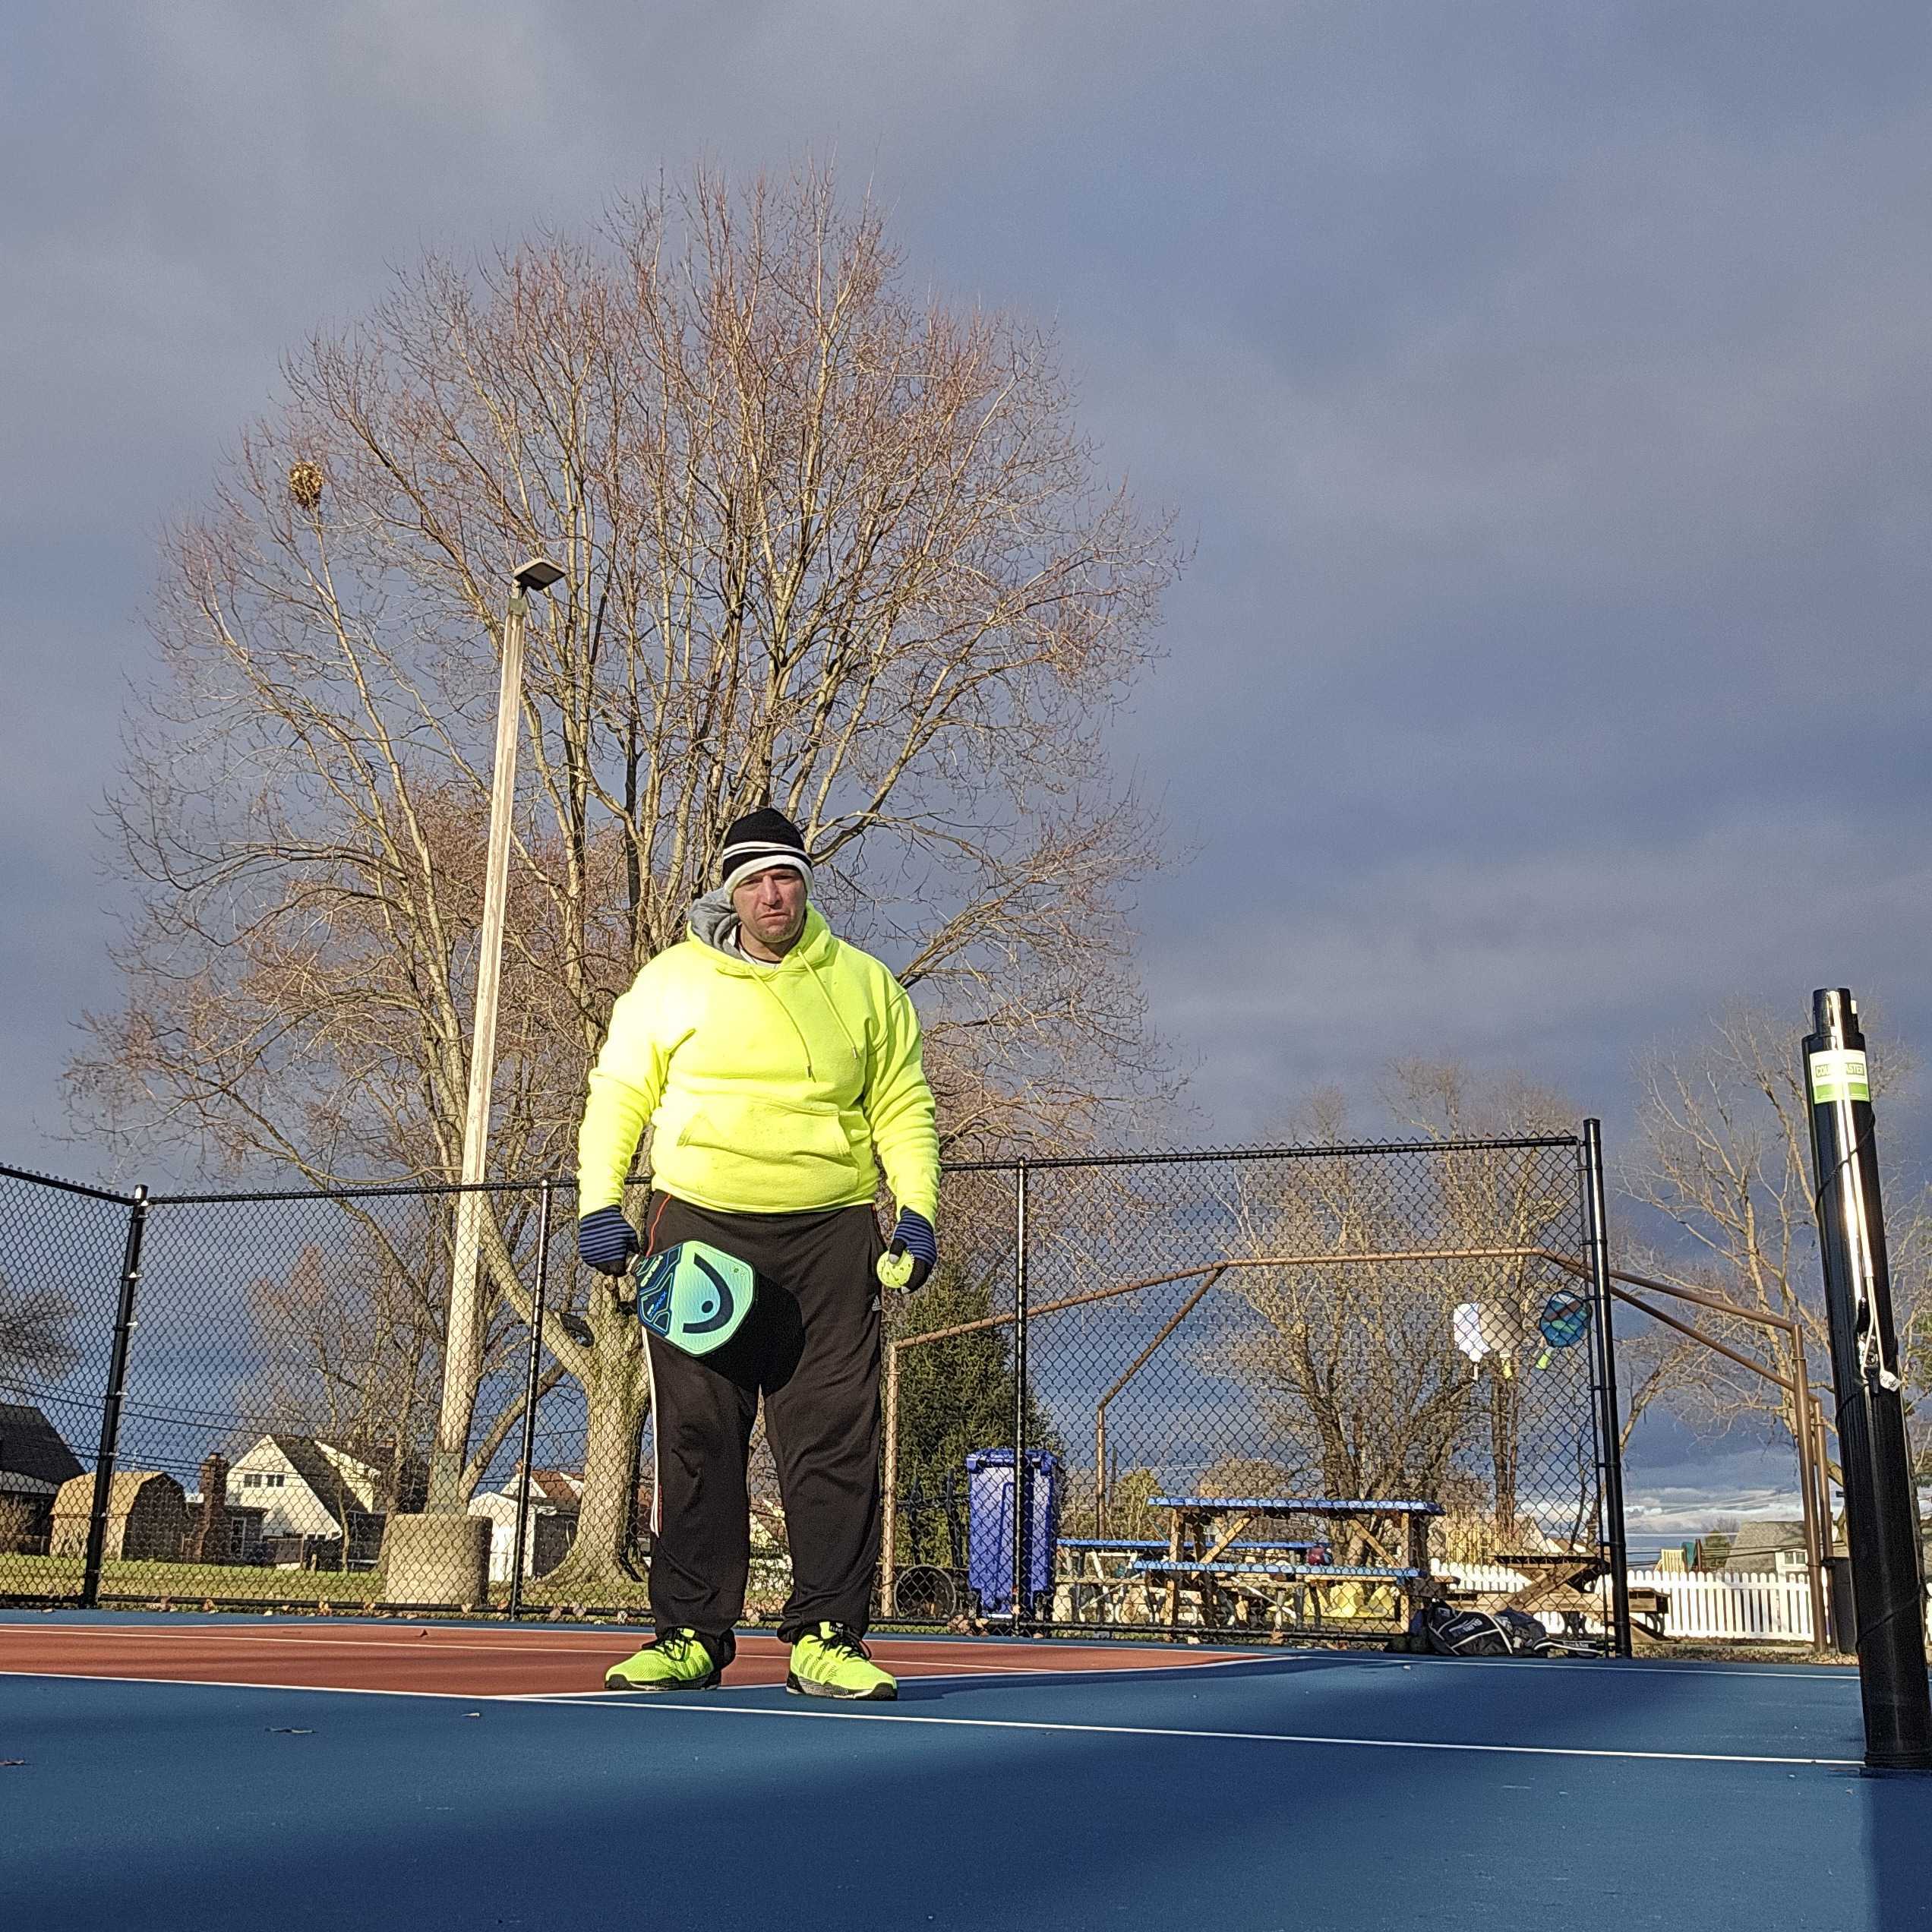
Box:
[578,1206,639,1277]
[876,1208,936,1291]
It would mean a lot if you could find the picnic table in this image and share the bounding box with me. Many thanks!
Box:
[1053,1536,1329,1626]
[1485,1550,1612,1635]
[1141,1496,1444,1633]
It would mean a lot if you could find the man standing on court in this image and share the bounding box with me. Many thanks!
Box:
[575,807,939,1700]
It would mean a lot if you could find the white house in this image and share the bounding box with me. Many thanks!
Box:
[1722,1521,1813,1579]
[224,1435,399,1567]
[469,1470,581,1583]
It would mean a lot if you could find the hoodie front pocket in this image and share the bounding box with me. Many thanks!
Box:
[673,1091,862,1195]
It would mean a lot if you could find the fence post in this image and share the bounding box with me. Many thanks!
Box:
[880,1341,901,1615]
[507,1179,553,1622]
[1786,1325,1830,1655]
[1803,988,1931,1770]
[81,1186,149,1610]
[1580,1122,1633,1657]
[1011,1158,1030,1631]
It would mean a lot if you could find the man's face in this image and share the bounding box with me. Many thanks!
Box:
[731,864,808,958]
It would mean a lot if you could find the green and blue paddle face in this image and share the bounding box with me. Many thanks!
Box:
[1538,1290,1592,1352]
[1533,1289,1593,1368]
[632,1241,756,1356]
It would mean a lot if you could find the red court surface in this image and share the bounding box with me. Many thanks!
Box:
[0,1618,1252,1697]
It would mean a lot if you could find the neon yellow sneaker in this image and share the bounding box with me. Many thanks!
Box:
[604,1628,724,1691]
[787,1622,898,1700]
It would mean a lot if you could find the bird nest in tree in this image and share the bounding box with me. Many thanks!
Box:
[288,460,325,511]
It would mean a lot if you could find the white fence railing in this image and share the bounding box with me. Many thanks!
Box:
[1623,1569,1818,1640]
[1437,1561,1825,1642]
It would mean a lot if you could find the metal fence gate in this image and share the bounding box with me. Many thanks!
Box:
[0,1127,1627,1652]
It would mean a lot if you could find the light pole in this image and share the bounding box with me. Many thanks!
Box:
[428,556,564,1514]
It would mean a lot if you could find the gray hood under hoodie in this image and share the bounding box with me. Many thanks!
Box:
[687,885,747,957]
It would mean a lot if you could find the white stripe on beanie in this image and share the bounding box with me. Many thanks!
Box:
[718,844,813,895]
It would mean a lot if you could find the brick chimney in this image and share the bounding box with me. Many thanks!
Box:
[188,1454,230,1564]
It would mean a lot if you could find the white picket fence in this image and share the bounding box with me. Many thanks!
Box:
[1437,1561,1823,1642]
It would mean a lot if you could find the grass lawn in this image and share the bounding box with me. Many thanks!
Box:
[2,1553,390,1606]
[0,1553,740,1618]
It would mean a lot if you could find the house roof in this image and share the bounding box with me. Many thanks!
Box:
[0,1403,84,1489]
[1724,1521,1808,1565]
[530,1470,582,1511]
[52,1470,183,1518]
[501,1467,583,1511]
[0,1471,63,1496]
[238,1435,385,1529]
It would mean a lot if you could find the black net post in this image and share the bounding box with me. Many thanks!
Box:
[1011,1157,1031,1633]
[80,1185,148,1610]
[1581,1121,1633,1656]
[507,1179,554,1621]
[1803,987,1931,1771]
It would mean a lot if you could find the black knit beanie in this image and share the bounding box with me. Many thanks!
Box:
[716,807,813,894]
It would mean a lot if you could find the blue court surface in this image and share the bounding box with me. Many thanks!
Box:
[2,1625,1927,1931]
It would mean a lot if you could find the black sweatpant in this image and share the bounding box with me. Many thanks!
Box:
[639,1191,885,1649]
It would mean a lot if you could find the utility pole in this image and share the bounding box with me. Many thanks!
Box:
[428,557,564,1514]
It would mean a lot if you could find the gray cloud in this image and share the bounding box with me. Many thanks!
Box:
[5,2,1930,1192]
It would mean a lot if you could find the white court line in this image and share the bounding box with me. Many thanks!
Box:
[1,1627,1859,1684]
[2,1624,1248,1662]
[0,1629,1053,1668]
[868,1653,1262,1683]
[495,1653,1265,1701]
[0,1627,1251,1679]
[1260,1649,1858,1685]
[510,1693,1864,1768]
[0,1661,1232,1703]
[0,1655,1246,1703]
[5,1627,648,1656]
[0,1668,1867,1764]
[0,1662,1175,1704]
[1350,1656,1860,1685]
[0,1667,495,1703]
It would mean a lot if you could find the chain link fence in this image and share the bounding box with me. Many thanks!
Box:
[0,1132,1625,1650]
[888,1135,1624,1650]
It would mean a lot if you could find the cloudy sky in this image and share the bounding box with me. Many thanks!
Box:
[7,4,1930,1527]
[5,5,1928,1173]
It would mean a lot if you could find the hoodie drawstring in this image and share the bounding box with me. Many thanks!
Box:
[751,971,819,1079]
[802,953,866,1074]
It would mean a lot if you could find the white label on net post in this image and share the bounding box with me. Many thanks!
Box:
[1807,1049,1870,1105]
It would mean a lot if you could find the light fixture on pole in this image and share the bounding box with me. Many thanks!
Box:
[429,555,565,1514]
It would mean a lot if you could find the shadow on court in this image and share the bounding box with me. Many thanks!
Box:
[0,1656,1924,1932]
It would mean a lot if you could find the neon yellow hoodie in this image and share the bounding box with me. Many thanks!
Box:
[576,898,939,1224]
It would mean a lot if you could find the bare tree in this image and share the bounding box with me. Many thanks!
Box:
[1622,1000,1931,1471]
[1200,1070,1607,1561]
[0,1280,80,1387]
[1210,1125,1476,1555]
[1389,1062,1711,1462]
[238,1209,566,1532]
[69,164,1179,1590]
[1384,1062,1601,1542]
